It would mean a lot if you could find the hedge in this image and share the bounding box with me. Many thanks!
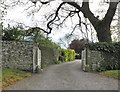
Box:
[59,48,76,62]
[86,42,120,71]
[86,42,120,53]
[68,49,76,61]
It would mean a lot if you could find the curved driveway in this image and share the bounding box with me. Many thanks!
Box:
[4,60,118,90]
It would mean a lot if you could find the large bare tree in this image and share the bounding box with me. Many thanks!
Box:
[36,0,119,42]
[2,0,120,42]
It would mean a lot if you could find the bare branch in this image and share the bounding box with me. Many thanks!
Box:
[46,1,99,35]
[81,1,99,27]
[47,2,66,34]
[103,1,119,26]
[40,0,55,4]
[30,0,55,4]
[6,20,50,34]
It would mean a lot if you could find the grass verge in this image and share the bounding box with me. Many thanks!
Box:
[0,68,31,88]
[100,70,120,80]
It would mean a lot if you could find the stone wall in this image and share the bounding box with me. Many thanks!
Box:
[2,41,59,72]
[82,48,119,72]
[82,48,103,72]
[2,41,39,71]
[39,46,59,69]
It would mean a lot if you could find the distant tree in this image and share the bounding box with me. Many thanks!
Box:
[69,38,87,54]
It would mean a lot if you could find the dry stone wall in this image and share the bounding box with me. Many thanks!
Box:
[39,46,59,69]
[82,48,103,72]
[82,47,119,72]
[2,41,37,71]
[2,41,59,72]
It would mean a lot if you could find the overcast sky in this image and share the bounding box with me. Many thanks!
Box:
[1,0,118,47]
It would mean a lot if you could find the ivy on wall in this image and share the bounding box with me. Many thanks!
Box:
[85,42,120,71]
[86,42,120,53]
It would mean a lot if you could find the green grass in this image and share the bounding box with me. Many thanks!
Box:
[1,68,31,88]
[100,70,120,80]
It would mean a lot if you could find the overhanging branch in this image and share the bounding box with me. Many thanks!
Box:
[47,2,66,34]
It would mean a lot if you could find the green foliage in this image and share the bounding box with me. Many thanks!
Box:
[59,48,76,62]
[37,38,60,49]
[86,42,120,71]
[61,49,68,62]
[68,49,76,61]
[86,42,120,53]
[2,26,60,49]
[2,26,23,41]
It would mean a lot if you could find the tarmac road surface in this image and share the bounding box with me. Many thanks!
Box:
[4,60,118,90]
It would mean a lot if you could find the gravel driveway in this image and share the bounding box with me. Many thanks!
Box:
[4,60,118,90]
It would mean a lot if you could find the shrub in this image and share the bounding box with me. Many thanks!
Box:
[59,48,76,62]
[68,49,76,61]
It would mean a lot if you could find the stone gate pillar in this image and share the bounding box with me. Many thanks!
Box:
[81,48,86,71]
[33,46,41,73]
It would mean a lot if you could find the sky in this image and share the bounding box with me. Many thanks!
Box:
[1,0,118,47]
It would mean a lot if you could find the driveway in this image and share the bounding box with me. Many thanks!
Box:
[4,60,118,90]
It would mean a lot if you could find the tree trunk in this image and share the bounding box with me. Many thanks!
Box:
[97,29,112,42]
[80,1,118,42]
[94,21,112,42]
